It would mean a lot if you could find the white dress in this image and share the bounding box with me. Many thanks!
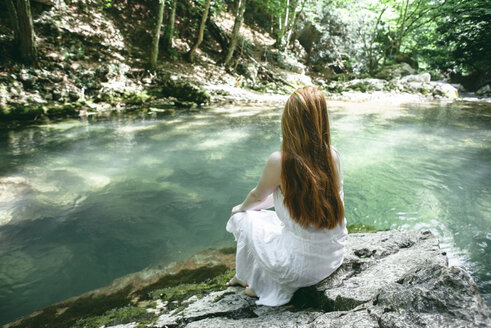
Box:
[226,156,348,306]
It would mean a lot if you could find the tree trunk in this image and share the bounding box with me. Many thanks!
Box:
[16,0,37,63]
[162,0,177,51]
[5,0,20,42]
[284,0,303,51]
[223,0,247,67]
[278,0,290,51]
[186,0,211,62]
[6,0,37,64]
[395,0,410,57]
[150,0,165,68]
[368,6,386,75]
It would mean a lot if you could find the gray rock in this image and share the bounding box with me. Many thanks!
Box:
[154,288,253,327]
[346,79,387,92]
[376,63,416,80]
[431,82,459,99]
[370,264,491,327]
[105,323,138,328]
[476,84,491,97]
[315,230,447,310]
[236,62,258,86]
[401,73,431,83]
[184,307,318,328]
[311,310,379,327]
[148,230,490,328]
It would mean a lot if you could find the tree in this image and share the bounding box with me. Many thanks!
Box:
[223,0,247,67]
[432,0,490,73]
[162,0,177,51]
[384,0,445,63]
[5,0,37,63]
[272,0,305,52]
[150,0,166,68]
[186,0,212,62]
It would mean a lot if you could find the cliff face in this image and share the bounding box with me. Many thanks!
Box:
[9,230,490,328]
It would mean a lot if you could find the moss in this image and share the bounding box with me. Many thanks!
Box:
[347,223,381,233]
[0,104,44,120]
[44,103,80,118]
[72,306,154,328]
[135,265,230,300]
[217,246,236,255]
[145,269,234,311]
[159,80,210,106]
[123,90,151,105]
[11,286,133,328]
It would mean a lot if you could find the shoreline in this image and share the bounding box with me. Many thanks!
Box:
[1,86,490,126]
[5,228,490,328]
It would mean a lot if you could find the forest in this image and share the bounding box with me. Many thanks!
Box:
[0,0,490,119]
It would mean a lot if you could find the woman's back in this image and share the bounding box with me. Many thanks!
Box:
[226,86,347,306]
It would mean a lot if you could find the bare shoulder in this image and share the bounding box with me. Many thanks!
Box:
[265,151,282,178]
[268,151,282,165]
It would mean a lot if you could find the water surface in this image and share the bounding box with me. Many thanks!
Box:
[0,100,490,324]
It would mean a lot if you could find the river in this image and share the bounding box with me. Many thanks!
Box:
[0,100,490,324]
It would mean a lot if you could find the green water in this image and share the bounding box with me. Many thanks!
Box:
[0,101,490,324]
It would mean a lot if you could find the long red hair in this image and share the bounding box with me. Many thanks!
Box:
[281,86,344,229]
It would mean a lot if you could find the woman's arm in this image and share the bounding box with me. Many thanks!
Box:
[231,152,281,215]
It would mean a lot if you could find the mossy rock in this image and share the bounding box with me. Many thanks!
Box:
[158,79,210,106]
[0,104,44,120]
[11,286,133,328]
[72,306,153,328]
[44,104,80,118]
[136,264,230,300]
[347,223,380,233]
[123,90,150,105]
[10,265,231,328]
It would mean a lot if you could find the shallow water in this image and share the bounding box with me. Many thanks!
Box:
[0,101,490,324]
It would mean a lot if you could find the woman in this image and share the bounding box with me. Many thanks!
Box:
[226,86,347,306]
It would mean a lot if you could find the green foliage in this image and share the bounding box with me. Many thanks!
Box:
[421,0,490,73]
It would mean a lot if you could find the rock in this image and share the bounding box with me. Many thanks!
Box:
[290,40,308,63]
[431,82,459,99]
[370,264,491,327]
[146,230,490,327]
[476,84,491,97]
[346,79,387,92]
[236,62,258,86]
[401,73,431,83]
[311,310,379,327]
[105,323,138,328]
[376,63,416,80]
[185,308,317,328]
[157,78,210,106]
[154,289,254,327]
[8,231,490,328]
[68,89,81,102]
[266,49,305,74]
[311,230,446,310]
[404,82,432,95]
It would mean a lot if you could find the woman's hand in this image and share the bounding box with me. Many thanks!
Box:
[231,204,244,216]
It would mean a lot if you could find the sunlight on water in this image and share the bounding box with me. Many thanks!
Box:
[0,100,490,324]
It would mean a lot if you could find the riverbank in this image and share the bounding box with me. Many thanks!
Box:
[2,0,489,123]
[5,229,490,328]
